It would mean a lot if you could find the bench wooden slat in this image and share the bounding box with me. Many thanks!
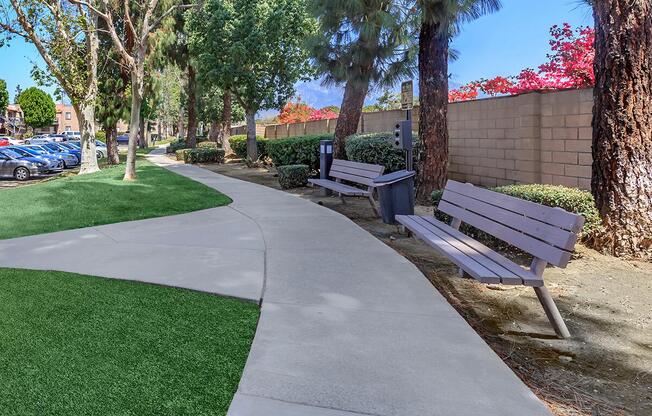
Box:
[308,179,369,196]
[418,217,544,287]
[446,181,585,232]
[442,189,579,250]
[396,215,502,284]
[438,200,572,267]
[331,159,385,174]
[329,170,377,187]
[410,216,521,284]
[329,164,382,179]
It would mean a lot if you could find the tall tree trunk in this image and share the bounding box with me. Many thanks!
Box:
[105,124,120,165]
[177,106,185,139]
[209,120,220,142]
[333,80,368,159]
[591,0,652,257]
[186,65,198,148]
[76,101,100,174]
[124,67,143,181]
[139,116,146,148]
[245,110,257,160]
[221,90,232,154]
[415,19,449,202]
[77,11,100,175]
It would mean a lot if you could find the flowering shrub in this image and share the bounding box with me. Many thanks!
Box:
[278,98,338,123]
[449,24,595,102]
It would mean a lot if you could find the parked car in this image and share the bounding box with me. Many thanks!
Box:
[69,140,107,159]
[25,135,55,145]
[48,134,67,142]
[7,146,63,173]
[63,131,81,141]
[7,137,24,145]
[42,142,82,164]
[116,133,130,145]
[0,137,9,147]
[0,148,49,181]
[26,145,79,169]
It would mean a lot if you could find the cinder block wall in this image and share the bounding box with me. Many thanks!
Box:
[243,88,594,189]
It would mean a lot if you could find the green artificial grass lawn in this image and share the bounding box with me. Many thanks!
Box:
[0,157,231,239]
[0,268,260,415]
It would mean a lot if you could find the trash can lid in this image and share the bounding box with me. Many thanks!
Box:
[373,170,416,185]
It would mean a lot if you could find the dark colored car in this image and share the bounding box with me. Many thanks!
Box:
[0,148,48,180]
[42,142,81,163]
[8,146,63,173]
[28,145,79,168]
[116,133,130,145]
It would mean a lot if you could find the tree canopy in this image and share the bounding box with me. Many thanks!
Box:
[17,87,55,128]
[0,79,8,115]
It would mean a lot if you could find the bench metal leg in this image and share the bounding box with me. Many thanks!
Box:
[533,286,570,339]
[339,193,346,204]
[368,196,380,217]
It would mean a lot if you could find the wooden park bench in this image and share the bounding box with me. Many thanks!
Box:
[308,159,385,216]
[396,180,585,338]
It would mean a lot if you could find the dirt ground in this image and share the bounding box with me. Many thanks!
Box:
[201,159,651,416]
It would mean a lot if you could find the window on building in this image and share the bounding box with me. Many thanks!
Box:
[65,126,72,132]
[65,112,72,120]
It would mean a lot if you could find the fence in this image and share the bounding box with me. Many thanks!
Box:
[233,88,594,190]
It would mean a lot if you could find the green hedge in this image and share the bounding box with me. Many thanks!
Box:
[277,164,310,189]
[167,139,187,154]
[267,134,332,170]
[183,148,225,164]
[228,135,267,160]
[431,183,600,239]
[345,132,419,173]
[175,149,189,161]
[196,141,220,149]
[95,131,106,141]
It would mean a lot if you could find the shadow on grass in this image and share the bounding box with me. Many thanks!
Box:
[0,160,231,240]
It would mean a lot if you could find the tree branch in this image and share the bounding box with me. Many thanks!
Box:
[146,4,193,37]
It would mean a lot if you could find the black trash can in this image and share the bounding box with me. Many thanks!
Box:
[373,170,416,224]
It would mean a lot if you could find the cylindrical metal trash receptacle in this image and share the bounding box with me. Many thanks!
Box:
[374,170,416,224]
[319,139,334,196]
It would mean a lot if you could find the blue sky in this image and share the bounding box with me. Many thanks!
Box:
[0,0,593,109]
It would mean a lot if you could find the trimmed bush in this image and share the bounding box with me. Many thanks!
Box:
[277,164,310,189]
[167,139,187,154]
[345,132,419,173]
[197,141,220,149]
[95,131,106,141]
[267,134,332,170]
[175,149,189,161]
[229,134,267,159]
[431,183,601,239]
[183,148,225,164]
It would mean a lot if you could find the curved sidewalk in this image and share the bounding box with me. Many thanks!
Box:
[0,148,550,416]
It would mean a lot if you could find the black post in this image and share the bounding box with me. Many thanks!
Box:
[319,139,334,196]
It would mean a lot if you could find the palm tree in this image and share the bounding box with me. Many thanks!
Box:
[308,0,417,158]
[590,0,652,257]
[415,0,501,201]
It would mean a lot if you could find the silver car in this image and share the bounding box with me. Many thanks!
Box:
[7,146,63,173]
[0,148,49,181]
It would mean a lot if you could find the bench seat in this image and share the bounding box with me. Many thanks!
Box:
[308,179,370,197]
[396,215,543,287]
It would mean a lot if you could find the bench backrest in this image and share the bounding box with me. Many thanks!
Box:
[329,159,385,187]
[437,180,585,267]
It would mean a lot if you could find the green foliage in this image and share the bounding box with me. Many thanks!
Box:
[175,149,189,161]
[345,132,419,172]
[188,0,316,115]
[0,79,8,115]
[229,135,267,160]
[167,139,188,153]
[431,184,601,238]
[0,268,258,415]
[17,87,56,128]
[182,148,226,164]
[95,131,106,141]
[197,141,220,149]
[277,164,310,189]
[267,134,332,169]
[308,0,417,89]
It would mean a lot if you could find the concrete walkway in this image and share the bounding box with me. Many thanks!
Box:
[0,148,551,416]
